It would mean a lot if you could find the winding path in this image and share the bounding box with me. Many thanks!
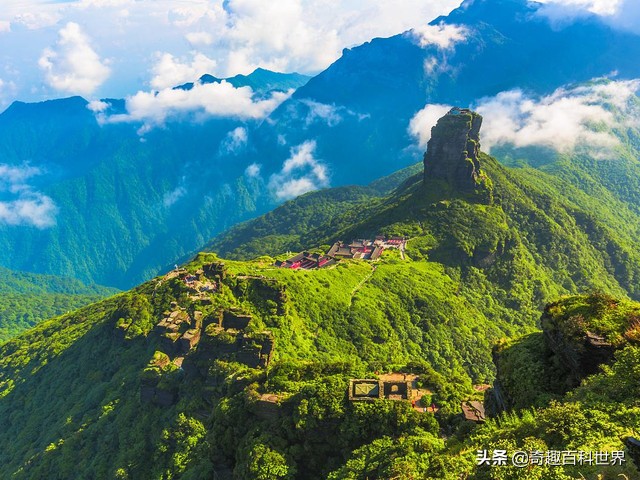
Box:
[349,265,377,305]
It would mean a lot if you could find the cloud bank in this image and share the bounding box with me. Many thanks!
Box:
[474,79,640,156]
[537,0,640,33]
[150,52,217,90]
[220,127,249,155]
[0,0,462,104]
[103,80,292,133]
[0,164,58,228]
[410,23,468,50]
[245,162,261,178]
[538,0,621,16]
[163,186,187,207]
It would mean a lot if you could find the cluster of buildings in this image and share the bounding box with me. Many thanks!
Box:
[348,373,433,413]
[274,251,334,270]
[349,373,487,422]
[329,236,406,260]
[275,236,406,270]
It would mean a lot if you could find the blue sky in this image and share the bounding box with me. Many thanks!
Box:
[0,0,636,108]
[0,0,638,227]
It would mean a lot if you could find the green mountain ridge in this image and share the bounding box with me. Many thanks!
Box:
[0,267,117,343]
[1,109,639,478]
[213,153,640,306]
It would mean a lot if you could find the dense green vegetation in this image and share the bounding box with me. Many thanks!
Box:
[543,293,640,346]
[0,254,474,479]
[1,255,638,478]
[470,293,640,479]
[214,151,640,316]
[2,133,640,478]
[0,267,117,342]
[3,0,640,475]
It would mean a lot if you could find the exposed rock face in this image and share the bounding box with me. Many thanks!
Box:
[203,262,226,280]
[423,108,483,192]
[543,324,616,385]
[625,437,640,469]
[541,304,617,386]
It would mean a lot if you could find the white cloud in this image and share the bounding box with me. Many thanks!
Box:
[0,195,57,228]
[300,100,343,127]
[87,99,109,112]
[185,31,214,46]
[76,0,133,8]
[609,0,640,33]
[163,0,462,76]
[423,57,438,75]
[273,177,318,200]
[39,22,111,96]
[221,0,341,75]
[537,0,622,16]
[0,164,57,228]
[169,3,225,28]
[410,22,469,50]
[220,126,249,154]
[0,0,462,104]
[474,79,640,156]
[536,0,640,33]
[245,162,261,177]
[268,140,329,200]
[13,11,61,30]
[409,104,452,148]
[163,186,186,207]
[104,81,292,132]
[0,164,41,187]
[0,20,10,33]
[150,52,217,90]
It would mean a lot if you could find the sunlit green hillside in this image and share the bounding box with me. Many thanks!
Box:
[2,133,640,477]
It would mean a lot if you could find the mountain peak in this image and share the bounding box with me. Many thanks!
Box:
[423,108,484,194]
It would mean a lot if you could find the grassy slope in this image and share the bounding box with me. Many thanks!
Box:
[1,151,640,478]
[214,153,640,321]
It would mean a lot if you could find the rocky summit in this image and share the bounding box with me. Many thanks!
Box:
[423,108,483,193]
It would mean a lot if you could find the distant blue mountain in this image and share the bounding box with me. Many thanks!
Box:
[177,68,310,98]
[0,70,308,287]
[1,0,640,288]
[250,0,640,186]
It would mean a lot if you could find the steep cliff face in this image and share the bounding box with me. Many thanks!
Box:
[423,108,484,193]
[542,322,616,385]
[490,293,640,414]
[540,296,622,385]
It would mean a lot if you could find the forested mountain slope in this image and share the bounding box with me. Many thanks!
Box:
[0,267,117,343]
[1,110,639,479]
